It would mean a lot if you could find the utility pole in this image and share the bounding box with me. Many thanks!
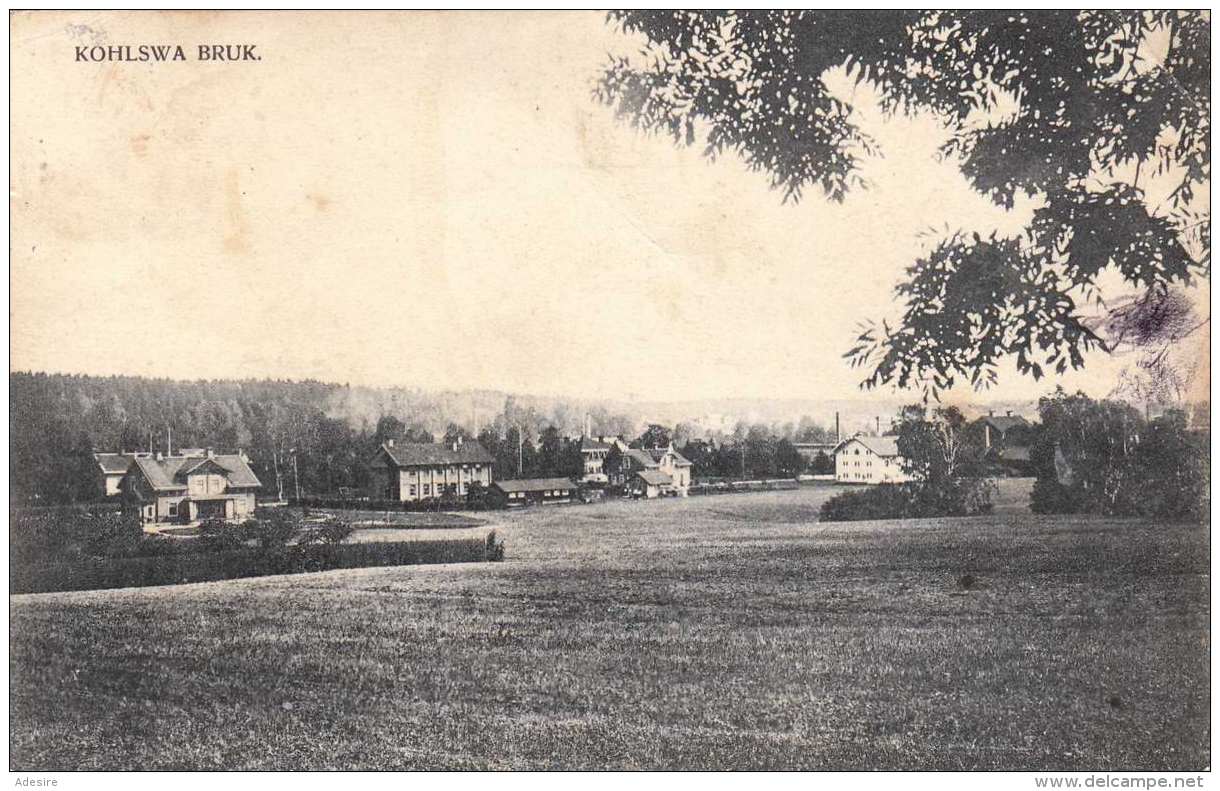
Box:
[291,449,301,501]
[517,426,523,477]
[741,438,746,480]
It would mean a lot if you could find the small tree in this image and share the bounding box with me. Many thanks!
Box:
[896,405,993,517]
[810,451,835,476]
[466,480,488,509]
[603,444,624,484]
[634,424,672,449]
[198,518,246,552]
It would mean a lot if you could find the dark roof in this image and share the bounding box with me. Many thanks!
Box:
[95,452,137,474]
[132,453,261,491]
[380,441,494,468]
[626,449,659,468]
[977,414,1030,433]
[634,469,673,486]
[493,478,574,493]
[834,435,901,458]
[626,447,693,468]
[579,436,612,451]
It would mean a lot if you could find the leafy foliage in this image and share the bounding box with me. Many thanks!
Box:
[599,11,1210,394]
[1030,388,1207,519]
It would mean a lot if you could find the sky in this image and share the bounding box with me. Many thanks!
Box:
[10,11,1208,404]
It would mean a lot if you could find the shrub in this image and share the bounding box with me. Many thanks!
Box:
[79,510,144,557]
[819,484,911,522]
[485,529,505,561]
[197,518,247,552]
[244,510,299,549]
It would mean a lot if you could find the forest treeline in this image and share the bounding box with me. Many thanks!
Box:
[10,372,838,503]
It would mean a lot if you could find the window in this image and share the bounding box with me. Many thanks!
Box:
[168,503,178,517]
[423,484,431,496]
[409,485,417,497]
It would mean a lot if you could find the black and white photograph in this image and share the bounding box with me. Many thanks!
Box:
[7,8,1212,779]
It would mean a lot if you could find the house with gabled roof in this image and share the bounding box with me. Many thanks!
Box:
[119,449,262,523]
[621,443,693,495]
[94,451,150,497]
[370,437,494,502]
[975,411,1031,450]
[833,435,909,485]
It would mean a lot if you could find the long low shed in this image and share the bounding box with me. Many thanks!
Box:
[490,478,576,507]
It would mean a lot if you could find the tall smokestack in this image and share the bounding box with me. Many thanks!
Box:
[835,412,840,442]
[876,416,880,436]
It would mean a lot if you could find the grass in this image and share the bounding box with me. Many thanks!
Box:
[10,482,1208,770]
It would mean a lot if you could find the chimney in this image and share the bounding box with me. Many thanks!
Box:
[875,416,880,436]
[1006,409,1013,417]
[989,409,994,417]
[386,438,394,448]
[155,451,163,461]
[206,447,215,459]
[835,412,841,442]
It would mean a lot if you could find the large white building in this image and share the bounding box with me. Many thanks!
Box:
[834,435,909,485]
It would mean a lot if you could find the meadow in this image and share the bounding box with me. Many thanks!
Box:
[9,482,1209,770]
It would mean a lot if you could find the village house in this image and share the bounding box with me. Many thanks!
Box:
[974,411,1034,474]
[490,477,575,507]
[628,469,677,499]
[621,443,693,496]
[833,435,909,485]
[94,451,149,497]
[369,437,494,502]
[117,448,262,524]
[975,410,1031,451]
[577,435,629,483]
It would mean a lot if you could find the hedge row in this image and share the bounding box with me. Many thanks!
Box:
[12,535,503,595]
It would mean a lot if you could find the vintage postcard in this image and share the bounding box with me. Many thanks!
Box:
[8,9,1211,778]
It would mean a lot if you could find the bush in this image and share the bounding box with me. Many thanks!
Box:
[244,510,299,549]
[819,484,911,522]
[485,529,505,561]
[197,518,247,552]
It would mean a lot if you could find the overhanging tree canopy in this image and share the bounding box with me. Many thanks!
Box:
[596,10,1209,396]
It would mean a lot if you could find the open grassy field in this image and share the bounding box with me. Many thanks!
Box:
[10,482,1208,770]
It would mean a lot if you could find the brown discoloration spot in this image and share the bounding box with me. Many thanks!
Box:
[223,169,249,254]
[131,133,151,157]
[306,193,331,212]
